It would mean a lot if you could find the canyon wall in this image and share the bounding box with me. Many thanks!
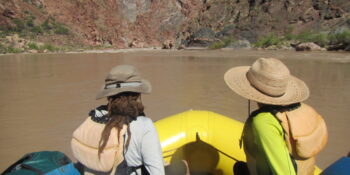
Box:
[1,0,349,48]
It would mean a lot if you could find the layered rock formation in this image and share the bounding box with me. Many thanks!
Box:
[1,0,349,48]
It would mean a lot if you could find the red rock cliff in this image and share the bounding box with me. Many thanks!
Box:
[1,0,349,48]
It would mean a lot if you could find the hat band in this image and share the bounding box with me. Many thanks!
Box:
[105,82,142,89]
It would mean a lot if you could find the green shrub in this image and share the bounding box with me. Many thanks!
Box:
[25,15,36,27]
[54,23,69,35]
[209,37,235,49]
[312,33,329,47]
[284,32,296,41]
[28,33,37,40]
[209,41,226,49]
[19,31,30,38]
[41,43,57,52]
[254,33,283,48]
[12,19,26,32]
[27,42,58,52]
[295,31,329,47]
[26,18,34,27]
[222,37,235,46]
[8,16,41,36]
[329,28,350,45]
[31,26,43,34]
[0,44,7,53]
[0,30,8,38]
[2,15,70,39]
[27,42,39,50]
[285,25,295,38]
[7,46,22,53]
[41,19,52,30]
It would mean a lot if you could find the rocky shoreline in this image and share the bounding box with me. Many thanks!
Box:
[1,32,349,55]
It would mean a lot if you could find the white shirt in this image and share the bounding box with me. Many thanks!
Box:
[121,116,165,175]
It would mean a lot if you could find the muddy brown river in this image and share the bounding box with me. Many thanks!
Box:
[0,50,349,171]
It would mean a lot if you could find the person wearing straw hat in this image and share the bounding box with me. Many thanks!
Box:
[224,58,328,175]
[71,65,165,175]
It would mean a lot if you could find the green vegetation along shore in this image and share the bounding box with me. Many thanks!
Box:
[208,28,350,51]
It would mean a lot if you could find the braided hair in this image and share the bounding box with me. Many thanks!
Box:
[98,92,144,156]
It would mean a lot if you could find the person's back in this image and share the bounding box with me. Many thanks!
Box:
[224,58,328,175]
[118,116,164,174]
[243,103,327,175]
[243,108,296,175]
[71,65,165,175]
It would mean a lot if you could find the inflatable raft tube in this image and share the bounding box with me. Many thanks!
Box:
[155,110,322,175]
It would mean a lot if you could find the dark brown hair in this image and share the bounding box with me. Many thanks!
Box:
[98,92,144,156]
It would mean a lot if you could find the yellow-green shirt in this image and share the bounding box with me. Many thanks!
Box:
[243,112,296,175]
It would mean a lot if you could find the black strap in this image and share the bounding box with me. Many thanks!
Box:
[252,103,301,117]
[0,153,43,175]
[117,160,148,175]
[126,165,143,175]
[74,162,85,175]
[122,133,149,175]
[290,154,298,174]
[20,164,45,175]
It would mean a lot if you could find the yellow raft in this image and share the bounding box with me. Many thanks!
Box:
[154,110,322,175]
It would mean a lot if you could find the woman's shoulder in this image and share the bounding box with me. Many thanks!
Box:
[130,116,156,131]
[134,116,154,124]
[251,111,280,129]
[252,111,275,121]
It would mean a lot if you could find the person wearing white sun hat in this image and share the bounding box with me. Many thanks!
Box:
[224,58,328,175]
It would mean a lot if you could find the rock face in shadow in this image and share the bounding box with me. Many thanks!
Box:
[0,0,349,48]
[187,28,217,47]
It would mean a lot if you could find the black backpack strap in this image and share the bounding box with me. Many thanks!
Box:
[126,165,142,175]
[140,165,150,175]
[116,160,148,175]
[121,133,149,175]
[20,164,45,175]
[74,162,85,175]
[290,154,298,174]
[125,165,149,175]
[0,153,45,175]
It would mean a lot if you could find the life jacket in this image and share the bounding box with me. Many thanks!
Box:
[275,103,328,175]
[71,116,126,174]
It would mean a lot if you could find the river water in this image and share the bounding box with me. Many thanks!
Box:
[0,50,349,171]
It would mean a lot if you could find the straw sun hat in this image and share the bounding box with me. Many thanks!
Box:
[224,58,309,105]
[96,65,152,99]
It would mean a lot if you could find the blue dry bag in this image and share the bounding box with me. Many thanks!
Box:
[320,157,350,175]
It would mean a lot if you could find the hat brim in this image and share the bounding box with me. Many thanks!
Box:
[95,79,152,100]
[224,66,309,105]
